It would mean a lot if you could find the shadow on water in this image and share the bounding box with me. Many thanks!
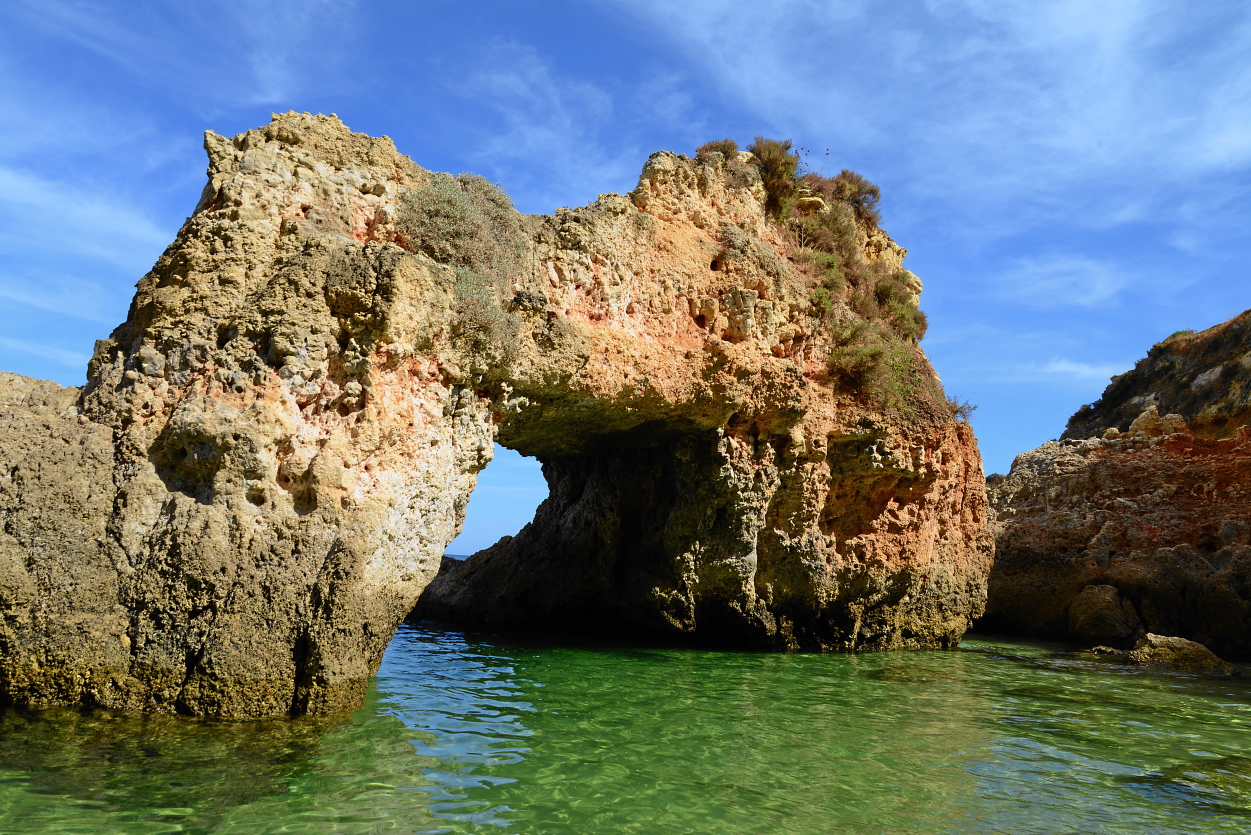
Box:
[0,688,445,834]
[0,706,331,822]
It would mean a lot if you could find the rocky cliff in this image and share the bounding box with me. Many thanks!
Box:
[1063,311,1251,441]
[0,113,991,717]
[985,311,1251,658]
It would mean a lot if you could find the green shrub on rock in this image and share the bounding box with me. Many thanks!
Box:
[827,319,885,389]
[398,173,524,280]
[397,173,527,365]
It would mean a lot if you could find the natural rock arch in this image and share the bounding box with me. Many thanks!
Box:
[0,113,992,717]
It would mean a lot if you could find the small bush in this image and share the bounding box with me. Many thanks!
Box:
[397,173,524,280]
[794,249,845,295]
[849,288,877,319]
[747,137,799,218]
[887,302,928,341]
[810,285,834,315]
[452,267,521,361]
[946,395,977,422]
[827,320,885,389]
[877,341,924,409]
[697,139,755,189]
[857,268,925,341]
[696,138,739,160]
[790,197,860,261]
[874,274,904,307]
[830,169,881,228]
[1163,329,1195,342]
[397,174,526,365]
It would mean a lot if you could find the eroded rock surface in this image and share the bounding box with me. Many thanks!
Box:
[0,113,991,717]
[1063,311,1251,441]
[1127,633,1238,677]
[986,312,1251,658]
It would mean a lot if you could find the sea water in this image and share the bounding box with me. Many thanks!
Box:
[0,622,1249,834]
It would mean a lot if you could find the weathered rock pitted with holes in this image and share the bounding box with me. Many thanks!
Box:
[0,113,991,717]
[985,311,1251,659]
[986,337,1251,659]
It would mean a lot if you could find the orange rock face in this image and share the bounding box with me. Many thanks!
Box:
[986,414,1251,658]
[0,113,992,717]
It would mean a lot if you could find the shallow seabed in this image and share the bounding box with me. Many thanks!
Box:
[2,623,1250,834]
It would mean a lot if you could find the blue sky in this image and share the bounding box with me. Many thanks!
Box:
[3,1,1249,553]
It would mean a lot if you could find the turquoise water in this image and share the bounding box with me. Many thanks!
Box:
[2,623,1250,834]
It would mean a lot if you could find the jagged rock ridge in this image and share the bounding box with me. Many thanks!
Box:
[985,312,1251,658]
[0,113,991,717]
[1063,310,1251,441]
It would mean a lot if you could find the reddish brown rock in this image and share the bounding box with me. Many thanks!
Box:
[0,113,992,717]
[986,390,1251,658]
[988,311,1251,657]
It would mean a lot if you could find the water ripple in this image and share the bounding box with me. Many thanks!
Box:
[1,625,1249,833]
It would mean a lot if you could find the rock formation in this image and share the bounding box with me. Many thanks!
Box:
[0,112,991,718]
[1126,633,1238,677]
[985,312,1251,658]
[1063,311,1251,441]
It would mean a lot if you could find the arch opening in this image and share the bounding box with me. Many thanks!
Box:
[445,444,548,559]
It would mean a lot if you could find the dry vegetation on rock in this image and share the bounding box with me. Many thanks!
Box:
[723,137,942,414]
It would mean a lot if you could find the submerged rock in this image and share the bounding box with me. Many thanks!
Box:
[0,113,991,717]
[1126,634,1238,677]
[985,310,1251,659]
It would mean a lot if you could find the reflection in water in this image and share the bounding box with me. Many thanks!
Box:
[0,691,441,834]
[0,623,1248,833]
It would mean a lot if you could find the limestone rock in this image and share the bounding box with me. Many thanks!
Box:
[986,316,1251,659]
[1125,405,1189,439]
[0,113,993,716]
[794,192,828,215]
[1063,310,1251,441]
[1067,584,1143,647]
[1126,634,1238,677]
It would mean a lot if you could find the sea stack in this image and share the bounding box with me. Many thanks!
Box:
[0,113,992,717]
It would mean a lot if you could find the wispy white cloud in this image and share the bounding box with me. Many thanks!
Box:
[607,0,1251,241]
[996,255,1129,308]
[452,41,641,211]
[939,353,1128,387]
[0,336,90,369]
[0,274,120,324]
[0,166,170,269]
[2,0,358,107]
[1035,358,1125,381]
